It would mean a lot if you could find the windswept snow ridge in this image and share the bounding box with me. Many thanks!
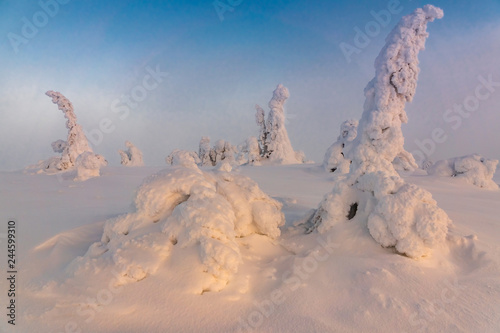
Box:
[308,5,451,258]
[69,160,284,293]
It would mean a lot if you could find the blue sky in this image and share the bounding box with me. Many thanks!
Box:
[1,0,500,169]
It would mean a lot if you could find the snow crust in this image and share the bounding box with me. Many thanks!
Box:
[309,5,450,258]
[118,141,144,167]
[427,154,499,189]
[69,162,284,293]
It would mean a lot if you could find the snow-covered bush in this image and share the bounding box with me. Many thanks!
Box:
[393,150,419,172]
[45,91,94,171]
[307,5,451,258]
[119,141,144,167]
[166,149,201,166]
[236,136,261,166]
[427,154,499,189]
[323,119,358,173]
[255,84,304,164]
[69,162,284,293]
[74,151,107,181]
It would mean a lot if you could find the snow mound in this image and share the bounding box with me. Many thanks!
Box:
[119,141,144,167]
[68,163,284,293]
[308,5,450,258]
[427,154,499,189]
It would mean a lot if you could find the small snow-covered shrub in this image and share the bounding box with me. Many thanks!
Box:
[308,5,451,258]
[236,136,261,166]
[119,141,144,167]
[393,150,419,172]
[74,152,107,181]
[70,162,284,293]
[166,149,201,166]
[323,119,358,173]
[428,154,499,189]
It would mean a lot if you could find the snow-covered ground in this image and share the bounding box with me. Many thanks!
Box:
[0,164,499,332]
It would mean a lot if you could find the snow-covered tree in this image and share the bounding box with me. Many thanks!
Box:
[323,119,358,173]
[306,5,451,258]
[198,136,212,167]
[255,84,304,164]
[255,104,267,156]
[70,161,284,293]
[45,91,93,171]
[119,141,144,167]
[427,154,499,189]
[74,152,108,181]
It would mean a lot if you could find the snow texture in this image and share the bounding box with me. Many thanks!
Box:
[119,141,144,167]
[308,5,450,258]
[427,154,499,189]
[70,162,284,293]
[393,150,419,172]
[45,91,94,171]
[74,152,108,181]
[257,84,304,164]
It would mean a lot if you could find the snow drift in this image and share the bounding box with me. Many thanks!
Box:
[307,5,451,258]
[427,154,499,189]
[67,159,284,293]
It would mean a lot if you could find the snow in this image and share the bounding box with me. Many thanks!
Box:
[427,154,499,190]
[1,163,499,332]
[74,152,107,181]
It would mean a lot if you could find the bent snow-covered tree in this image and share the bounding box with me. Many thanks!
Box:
[45,91,94,171]
[119,141,144,167]
[307,5,451,258]
[256,84,304,164]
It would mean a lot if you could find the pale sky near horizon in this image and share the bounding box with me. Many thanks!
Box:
[0,0,499,170]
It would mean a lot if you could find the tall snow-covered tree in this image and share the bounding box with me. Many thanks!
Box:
[45,91,93,170]
[119,141,144,167]
[256,84,304,164]
[306,5,451,258]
